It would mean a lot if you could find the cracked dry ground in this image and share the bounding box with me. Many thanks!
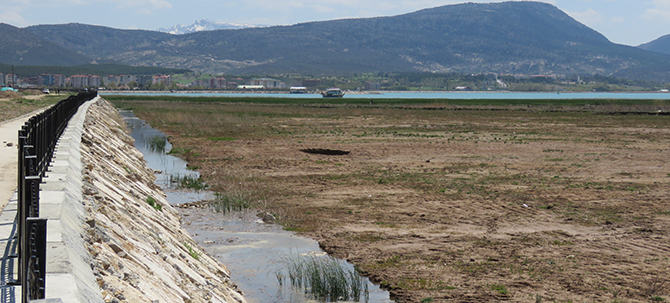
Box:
[117,101,670,303]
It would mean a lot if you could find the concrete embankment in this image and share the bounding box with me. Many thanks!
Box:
[41,97,246,302]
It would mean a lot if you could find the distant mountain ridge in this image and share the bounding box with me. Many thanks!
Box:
[639,34,670,55]
[156,19,258,35]
[18,2,670,81]
[0,23,91,66]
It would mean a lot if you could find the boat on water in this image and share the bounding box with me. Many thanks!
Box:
[321,88,345,98]
[289,86,308,94]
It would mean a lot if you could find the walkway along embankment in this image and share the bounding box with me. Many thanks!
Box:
[2,96,247,302]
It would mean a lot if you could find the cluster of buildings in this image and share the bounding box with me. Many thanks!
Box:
[0,73,18,87]
[1,73,174,89]
[2,73,370,91]
[188,77,288,90]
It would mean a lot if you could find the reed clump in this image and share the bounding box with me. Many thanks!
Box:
[169,173,208,191]
[276,254,369,302]
[209,190,254,214]
[147,135,168,153]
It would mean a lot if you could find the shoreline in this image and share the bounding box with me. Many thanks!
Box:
[100,89,669,95]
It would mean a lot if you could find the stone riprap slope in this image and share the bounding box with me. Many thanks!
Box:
[79,98,246,303]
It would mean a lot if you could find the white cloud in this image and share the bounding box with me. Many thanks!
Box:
[643,0,670,22]
[112,0,172,10]
[0,11,27,26]
[566,8,605,26]
[310,4,337,13]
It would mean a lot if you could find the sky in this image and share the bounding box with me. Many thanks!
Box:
[1,0,669,46]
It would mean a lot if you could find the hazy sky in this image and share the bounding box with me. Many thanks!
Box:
[1,0,668,46]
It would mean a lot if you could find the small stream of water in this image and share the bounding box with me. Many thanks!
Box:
[120,110,393,303]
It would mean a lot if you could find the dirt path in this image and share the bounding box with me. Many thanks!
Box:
[0,115,32,210]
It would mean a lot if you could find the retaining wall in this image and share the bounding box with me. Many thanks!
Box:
[33,97,245,303]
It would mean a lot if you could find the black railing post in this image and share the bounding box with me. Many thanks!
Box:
[13,91,97,303]
[22,218,47,301]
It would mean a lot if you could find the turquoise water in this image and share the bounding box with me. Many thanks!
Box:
[102,91,670,100]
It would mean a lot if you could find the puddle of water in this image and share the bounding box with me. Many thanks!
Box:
[182,208,393,303]
[120,110,393,303]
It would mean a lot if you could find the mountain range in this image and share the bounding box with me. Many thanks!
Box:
[639,34,670,56]
[0,23,91,66]
[156,19,258,35]
[2,1,670,81]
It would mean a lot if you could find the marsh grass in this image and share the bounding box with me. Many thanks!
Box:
[169,173,208,190]
[276,254,369,302]
[147,135,168,153]
[111,97,670,302]
[209,190,254,213]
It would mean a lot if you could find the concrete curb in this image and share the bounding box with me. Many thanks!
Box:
[40,96,103,303]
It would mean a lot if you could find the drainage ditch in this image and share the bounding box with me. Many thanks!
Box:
[120,110,393,303]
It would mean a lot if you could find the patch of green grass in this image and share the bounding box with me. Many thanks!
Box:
[421,298,435,303]
[207,137,237,141]
[169,174,208,190]
[546,158,565,162]
[184,242,201,260]
[398,278,456,291]
[145,196,162,211]
[651,296,666,302]
[167,146,193,156]
[489,284,509,295]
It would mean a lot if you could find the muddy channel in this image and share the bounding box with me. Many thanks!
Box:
[120,110,393,303]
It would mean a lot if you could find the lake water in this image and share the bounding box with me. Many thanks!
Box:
[120,110,393,303]
[103,91,670,100]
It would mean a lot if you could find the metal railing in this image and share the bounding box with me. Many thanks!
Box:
[14,91,97,302]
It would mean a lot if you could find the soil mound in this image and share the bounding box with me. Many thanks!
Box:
[0,90,23,99]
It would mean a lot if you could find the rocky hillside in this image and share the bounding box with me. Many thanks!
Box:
[19,2,670,81]
[157,19,256,34]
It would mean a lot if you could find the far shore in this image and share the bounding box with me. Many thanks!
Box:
[99,89,669,95]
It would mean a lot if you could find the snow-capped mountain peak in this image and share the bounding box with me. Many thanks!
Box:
[157,19,258,34]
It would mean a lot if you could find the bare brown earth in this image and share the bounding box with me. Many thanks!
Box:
[115,100,670,303]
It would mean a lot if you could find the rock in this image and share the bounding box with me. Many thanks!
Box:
[257,211,276,224]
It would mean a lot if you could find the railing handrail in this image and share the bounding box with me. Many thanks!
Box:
[16,91,98,302]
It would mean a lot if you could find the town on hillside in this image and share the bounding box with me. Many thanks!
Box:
[2,72,669,93]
